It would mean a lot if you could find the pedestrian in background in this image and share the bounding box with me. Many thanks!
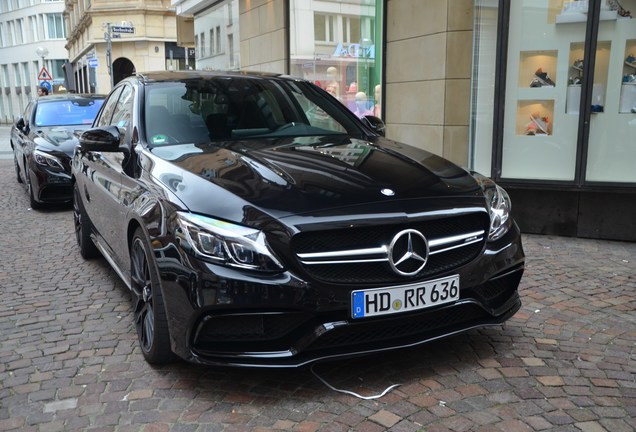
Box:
[37,86,49,97]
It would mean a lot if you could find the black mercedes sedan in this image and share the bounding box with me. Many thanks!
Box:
[72,71,524,367]
[11,94,105,208]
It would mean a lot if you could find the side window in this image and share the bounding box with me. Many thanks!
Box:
[110,85,133,129]
[94,86,124,128]
[22,101,33,125]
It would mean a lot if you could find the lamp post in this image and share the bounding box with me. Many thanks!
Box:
[104,23,114,89]
[35,46,49,93]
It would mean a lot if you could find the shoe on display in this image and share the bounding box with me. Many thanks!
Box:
[626,54,636,69]
[527,112,549,135]
[530,78,542,87]
[591,104,604,113]
[534,68,556,87]
[569,76,582,85]
[623,74,636,83]
[631,106,636,113]
[571,59,584,71]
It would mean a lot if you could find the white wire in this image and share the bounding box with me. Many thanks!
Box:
[310,363,401,400]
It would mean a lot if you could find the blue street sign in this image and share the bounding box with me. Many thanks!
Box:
[88,58,99,68]
[39,81,52,92]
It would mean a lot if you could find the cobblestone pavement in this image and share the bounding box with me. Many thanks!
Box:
[0,158,634,432]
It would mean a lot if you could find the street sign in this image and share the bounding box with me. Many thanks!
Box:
[111,26,135,34]
[39,81,52,92]
[38,67,52,81]
[88,58,99,68]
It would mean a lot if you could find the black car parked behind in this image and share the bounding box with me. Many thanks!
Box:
[11,94,105,208]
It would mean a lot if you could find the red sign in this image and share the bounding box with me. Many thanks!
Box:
[38,67,52,81]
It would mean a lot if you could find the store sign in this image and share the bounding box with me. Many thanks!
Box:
[111,26,135,34]
[332,43,375,59]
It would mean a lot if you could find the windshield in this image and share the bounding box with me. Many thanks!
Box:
[34,98,105,127]
[144,77,365,146]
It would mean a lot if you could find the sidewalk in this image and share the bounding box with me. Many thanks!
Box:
[0,125,12,159]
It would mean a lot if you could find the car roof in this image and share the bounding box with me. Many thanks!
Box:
[37,94,106,102]
[135,70,290,85]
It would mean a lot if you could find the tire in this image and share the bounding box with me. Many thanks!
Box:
[14,152,22,184]
[130,227,175,364]
[26,169,42,210]
[72,183,100,259]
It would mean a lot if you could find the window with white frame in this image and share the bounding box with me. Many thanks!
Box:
[195,34,199,59]
[210,29,214,55]
[46,13,65,39]
[15,18,24,44]
[215,26,221,53]
[29,16,38,42]
[314,13,336,43]
[22,62,30,86]
[0,23,4,47]
[200,32,205,57]
[7,21,14,46]
[13,63,21,86]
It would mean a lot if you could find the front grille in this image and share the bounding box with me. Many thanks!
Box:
[193,312,309,346]
[40,184,72,202]
[292,213,489,284]
[306,303,488,351]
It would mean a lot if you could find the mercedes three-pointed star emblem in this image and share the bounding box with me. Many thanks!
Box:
[388,229,429,276]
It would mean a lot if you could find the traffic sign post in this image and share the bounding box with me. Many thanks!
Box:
[88,58,99,68]
[38,67,53,81]
[39,81,52,92]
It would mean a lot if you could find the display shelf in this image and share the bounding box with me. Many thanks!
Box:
[556,10,618,23]
[619,83,636,113]
[519,50,558,88]
[516,100,554,136]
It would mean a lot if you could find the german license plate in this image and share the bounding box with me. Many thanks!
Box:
[351,275,459,319]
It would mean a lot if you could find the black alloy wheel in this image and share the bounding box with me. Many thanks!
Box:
[73,183,100,259]
[130,228,174,364]
[25,166,42,209]
[14,152,22,183]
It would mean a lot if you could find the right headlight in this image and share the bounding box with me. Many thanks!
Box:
[175,212,284,272]
[472,173,513,242]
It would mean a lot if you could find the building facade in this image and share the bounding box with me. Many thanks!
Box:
[173,0,635,241]
[0,0,69,123]
[64,0,181,95]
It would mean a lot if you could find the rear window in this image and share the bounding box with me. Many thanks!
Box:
[34,98,105,127]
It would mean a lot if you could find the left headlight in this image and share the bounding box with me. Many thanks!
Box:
[175,212,284,272]
[33,149,64,170]
[472,173,513,242]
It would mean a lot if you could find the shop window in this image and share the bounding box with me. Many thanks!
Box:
[292,2,384,119]
[472,0,636,185]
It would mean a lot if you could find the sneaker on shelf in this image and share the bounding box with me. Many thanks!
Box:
[626,54,636,69]
[623,74,636,83]
[534,68,556,87]
[529,112,549,135]
[525,123,536,135]
[591,104,604,113]
[530,78,543,87]
[569,76,582,85]
[631,107,636,113]
[572,59,584,71]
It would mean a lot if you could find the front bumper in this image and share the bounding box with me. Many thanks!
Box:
[29,162,73,204]
[155,224,524,367]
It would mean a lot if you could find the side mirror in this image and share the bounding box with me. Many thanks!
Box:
[362,115,386,137]
[79,125,127,152]
[15,117,26,131]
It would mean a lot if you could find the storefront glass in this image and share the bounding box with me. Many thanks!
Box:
[470,0,500,176]
[289,0,383,119]
[472,0,636,184]
[586,7,636,182]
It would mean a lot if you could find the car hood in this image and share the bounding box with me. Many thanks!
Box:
[34,126,89,156]
[148,136,486,225]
